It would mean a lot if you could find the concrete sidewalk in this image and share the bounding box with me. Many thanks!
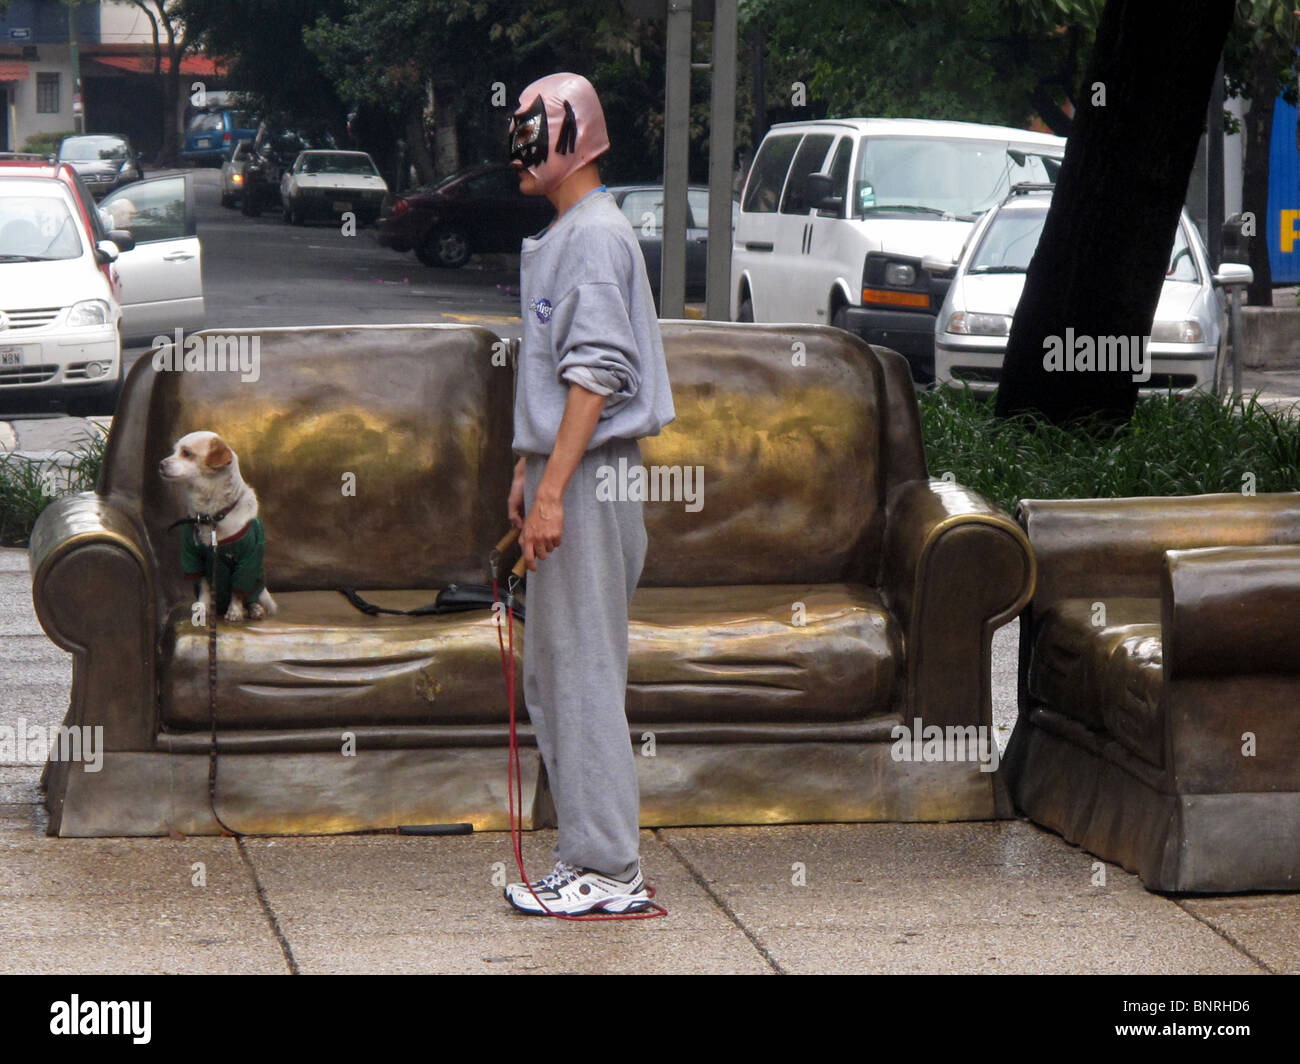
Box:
[2,544,1297,975]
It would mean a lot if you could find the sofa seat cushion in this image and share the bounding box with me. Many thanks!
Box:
[160,583,899,731]
[627,584,899,724]
[1029,597,1162,731]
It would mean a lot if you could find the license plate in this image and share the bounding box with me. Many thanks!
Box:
[198,138,213,147]
[332,200,352,212]
[0,345,27,367]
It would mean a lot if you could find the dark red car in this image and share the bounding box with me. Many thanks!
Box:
[377,164,554,268]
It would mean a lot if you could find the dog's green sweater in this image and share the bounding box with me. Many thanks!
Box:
[182,518,267,614]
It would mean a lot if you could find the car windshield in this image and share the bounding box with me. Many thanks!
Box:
[60,136,129,162]
[969,203,1199,280]
[0,196,83,261]
[969,206,1048,273]
[300,153,377,176]
[855,137,1061,221]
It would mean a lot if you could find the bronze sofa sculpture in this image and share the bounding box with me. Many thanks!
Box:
[1004,494,1300,892]
[29,322,1034,836]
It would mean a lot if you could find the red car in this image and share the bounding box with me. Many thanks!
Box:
[377,164,554,268]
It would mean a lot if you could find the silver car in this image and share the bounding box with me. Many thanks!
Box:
[934,187,1248,394]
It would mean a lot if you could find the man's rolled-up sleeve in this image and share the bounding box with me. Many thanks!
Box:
[552,281,642,412]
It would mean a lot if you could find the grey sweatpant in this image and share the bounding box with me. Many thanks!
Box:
[522,436,645,881]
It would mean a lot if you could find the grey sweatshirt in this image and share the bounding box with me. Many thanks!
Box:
[512,188,676,455]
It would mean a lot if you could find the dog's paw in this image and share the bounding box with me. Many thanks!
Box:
[246,602,266,621]
[224,601,246,623]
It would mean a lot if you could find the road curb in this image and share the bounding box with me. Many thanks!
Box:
[0,422,16,453]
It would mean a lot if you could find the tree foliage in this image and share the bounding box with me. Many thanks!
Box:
[742,0,1104,135]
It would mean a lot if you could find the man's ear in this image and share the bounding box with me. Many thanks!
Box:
[205,437,234,470]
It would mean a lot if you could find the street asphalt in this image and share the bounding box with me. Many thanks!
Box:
[2,168,1299,975]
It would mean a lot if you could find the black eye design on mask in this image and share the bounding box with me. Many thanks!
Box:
[556,100,578,156]
[509,95,548,168]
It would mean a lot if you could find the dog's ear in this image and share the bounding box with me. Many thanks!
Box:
[204,437,234,470]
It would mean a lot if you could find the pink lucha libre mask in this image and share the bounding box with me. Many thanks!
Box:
[508,73,610,194]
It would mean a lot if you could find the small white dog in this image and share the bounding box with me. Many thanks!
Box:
[159,430,277,623]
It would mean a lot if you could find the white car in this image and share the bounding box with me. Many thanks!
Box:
[0,175,122,415]
[934,186,1253,394]
[279,150,388,226]
[731,118,1066,381]
[0,164,204,414]
[96,174,205,342]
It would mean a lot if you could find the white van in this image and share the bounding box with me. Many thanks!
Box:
[731,118,1065,381]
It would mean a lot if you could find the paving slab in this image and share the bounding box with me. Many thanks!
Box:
[242,830,772,974]
[0,836,285,974]
[1179,894,1300,975]
[660,823,1269,974]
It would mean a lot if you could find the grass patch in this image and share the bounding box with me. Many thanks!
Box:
[0,428,107,547]
[918,386,1300,516]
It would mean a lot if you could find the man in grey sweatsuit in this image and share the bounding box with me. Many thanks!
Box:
[504,73,675,916]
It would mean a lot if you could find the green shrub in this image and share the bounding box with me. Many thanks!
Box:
[20,130,75,157]
[0,429,106,547]
[918,386,1300,515]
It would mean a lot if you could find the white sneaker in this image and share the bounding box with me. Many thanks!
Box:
[504,860,652,916]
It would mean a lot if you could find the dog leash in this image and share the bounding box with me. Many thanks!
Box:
[490,527,666,920]
[179,520,470,839]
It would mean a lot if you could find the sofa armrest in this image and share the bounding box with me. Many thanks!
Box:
[1163,545,1300,679]
[1019,493,1300,612]
[29,492,159,750]
[882,478,1035,727]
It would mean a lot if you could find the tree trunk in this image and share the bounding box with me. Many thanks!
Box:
[1242,44,1278,307]
[402,105,436,187]
[431,80,460,178]
[161,50,181,167]
[995,0,1236,423]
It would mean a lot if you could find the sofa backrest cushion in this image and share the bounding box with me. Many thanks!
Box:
[128,325,513,601]
[639,322,887,586]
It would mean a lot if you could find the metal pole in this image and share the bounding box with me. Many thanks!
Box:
[660,0,692,319]
[705,0,736,321]
[1230,283,1243,402]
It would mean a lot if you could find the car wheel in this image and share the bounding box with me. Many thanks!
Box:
[289,200,305,226]
[422,226,471,269]
[831,306,849,332]
[738,297,754,322]
[220,189,234,208]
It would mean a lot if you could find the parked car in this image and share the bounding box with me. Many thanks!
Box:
[934,185,1252,394]
[56,134,142,199]
[240,124,334,216]
[219,139,256,207]
[182,107,257,166]
[279,150,388,226]
[0,169,123,415]
[608,184,738,307]
[732,118,1066,381]
[377,163,554,268]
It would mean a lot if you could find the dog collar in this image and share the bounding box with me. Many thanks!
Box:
[166,495,242,532]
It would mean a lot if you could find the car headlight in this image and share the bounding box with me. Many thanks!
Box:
[945,311,1011,336]
[1149,319,1203,343]
[67,299,112,327]
[885,262,916,287]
